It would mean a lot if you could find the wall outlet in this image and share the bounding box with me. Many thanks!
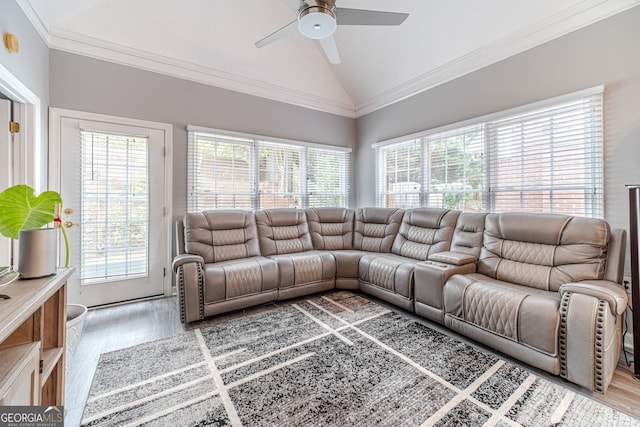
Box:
[623,276,631,292]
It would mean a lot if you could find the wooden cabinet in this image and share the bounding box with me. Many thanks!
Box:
[0,268,74,406]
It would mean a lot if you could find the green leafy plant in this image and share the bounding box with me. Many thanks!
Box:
[0,184,70,267]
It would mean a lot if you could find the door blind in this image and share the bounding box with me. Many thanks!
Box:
[80,130,149,282]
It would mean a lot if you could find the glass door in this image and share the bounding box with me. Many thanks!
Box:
[59,118,166,306]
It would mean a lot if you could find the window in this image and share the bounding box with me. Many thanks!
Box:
[188,127,350,211]
[488,98,602,216]
[377,139,422,208]
[375,87,603,218]
[425,125,485,211]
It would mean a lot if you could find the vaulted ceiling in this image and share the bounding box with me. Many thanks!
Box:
[18,0,640,117]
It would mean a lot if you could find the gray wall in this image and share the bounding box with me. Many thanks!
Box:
[355,6,640,244]
[0,0,50,188]
[49,50,355,222]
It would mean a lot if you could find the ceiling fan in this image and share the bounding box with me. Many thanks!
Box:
[255,0,409,64]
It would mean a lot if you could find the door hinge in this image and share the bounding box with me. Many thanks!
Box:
[39,359,44,374]
[9,121,20,133]
[163,268,166,277]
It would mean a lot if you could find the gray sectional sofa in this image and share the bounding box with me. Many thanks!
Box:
[173,207,627,393]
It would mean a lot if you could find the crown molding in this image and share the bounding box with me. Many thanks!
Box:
[16,0,51,45]
[354,0,640,117]
[49,28,356,118]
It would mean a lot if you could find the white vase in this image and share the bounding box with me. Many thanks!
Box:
[18,228,58,279]
[66,304,88,375]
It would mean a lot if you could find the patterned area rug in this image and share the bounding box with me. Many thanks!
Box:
[82,292,640,426]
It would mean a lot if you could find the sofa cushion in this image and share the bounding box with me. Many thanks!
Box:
[444,273,560,355]
[391,208,459,260]
[202,256,278,303]
[184,210,261,263]
[359,253,422,299]
[353,208,404,252]
[478,213,609,291]
[269,251,336,289]
[306,207,355,250]
[255,209,313,256]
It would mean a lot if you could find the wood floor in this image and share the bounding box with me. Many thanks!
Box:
[64,294,640,426]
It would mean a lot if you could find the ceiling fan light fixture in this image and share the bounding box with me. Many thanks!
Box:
[298,5,337,39]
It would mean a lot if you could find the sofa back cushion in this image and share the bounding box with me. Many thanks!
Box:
[255,209,313,256]
[353,208,404,253]
[183,210,260,263]
[478,212,609,291]
[306,208,355,250]
[450,212,488,257]
[391,208,459,260]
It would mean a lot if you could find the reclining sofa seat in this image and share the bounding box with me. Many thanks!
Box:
[441,212,627,392]
[172,210,278,322]
[358,207,459,311]
[255,209,336,300]
[305,207,359,289]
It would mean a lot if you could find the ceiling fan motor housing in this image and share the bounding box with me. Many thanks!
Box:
[298,2,337,39]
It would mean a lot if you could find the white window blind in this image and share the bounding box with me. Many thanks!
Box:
[376,139,422,208]
[488,96,603,217]
[375,88,603,218]
[307,147,350,208]
[258,141,303,209]
[424,124,485,210]
[187,132,254,211]
[80,130,149,282]
[188,128,351,211]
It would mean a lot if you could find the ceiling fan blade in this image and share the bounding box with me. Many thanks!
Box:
[318,36,341,64]
[255,20,298,48]
[335,8,409,26]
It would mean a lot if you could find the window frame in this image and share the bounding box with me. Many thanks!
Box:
[373,86,604,217]
[187,126,351,211]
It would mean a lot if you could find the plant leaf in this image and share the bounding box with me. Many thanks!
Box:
[0,184,62,240]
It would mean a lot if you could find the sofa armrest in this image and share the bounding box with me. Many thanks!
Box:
[172,254,205,323]
[559,280,628,315]
[428,251,477,266]
[172,253,204,272]
[559,280,626,392]
[414,261,477,324]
